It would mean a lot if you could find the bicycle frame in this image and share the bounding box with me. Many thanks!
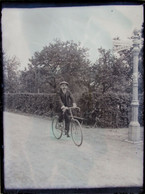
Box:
[67,107,80,120]
[52,106,83,146]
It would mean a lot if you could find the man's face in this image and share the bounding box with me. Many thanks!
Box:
[60,84,68,93]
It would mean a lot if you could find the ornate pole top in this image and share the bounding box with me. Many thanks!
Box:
[132,28,140,51]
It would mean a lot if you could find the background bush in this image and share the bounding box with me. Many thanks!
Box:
[4,92,144,128]
[4,93,58,117]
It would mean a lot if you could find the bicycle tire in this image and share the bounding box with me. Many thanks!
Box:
[71,119,83,146]
[52,116,63,139]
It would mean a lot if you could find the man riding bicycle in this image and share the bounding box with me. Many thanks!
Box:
[58,81,77,137]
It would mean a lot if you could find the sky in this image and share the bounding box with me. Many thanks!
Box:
[2,5,144,70]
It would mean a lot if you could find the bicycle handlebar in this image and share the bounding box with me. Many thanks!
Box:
[62,106,80,118]
[67,107,80,111]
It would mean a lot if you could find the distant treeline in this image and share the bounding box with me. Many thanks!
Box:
[3,39,144,127]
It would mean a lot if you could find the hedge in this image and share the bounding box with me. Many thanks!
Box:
[4,92,144,128]
[4,93,59,117]
[78,92,144,128]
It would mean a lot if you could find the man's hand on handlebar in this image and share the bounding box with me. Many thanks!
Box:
[61,105,80,113]
[61,106,68,113]
[73,103,77,108]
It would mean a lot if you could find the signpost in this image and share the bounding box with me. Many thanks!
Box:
[128,29,141,142]
[113,29,142,143]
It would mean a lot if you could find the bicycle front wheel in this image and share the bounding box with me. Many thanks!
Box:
[71,119,83,146]
[52,116,63,139]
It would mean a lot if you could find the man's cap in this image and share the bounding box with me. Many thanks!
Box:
[59,81,69,86]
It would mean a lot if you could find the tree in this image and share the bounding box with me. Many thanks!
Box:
[19,67,36,93]
[138,24,144,126]
[92,48,133,94]
[3,55,20,93]
[78,47,133,127]
[27,39,91,97]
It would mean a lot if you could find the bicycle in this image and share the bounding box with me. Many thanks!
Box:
[52,107,83,146]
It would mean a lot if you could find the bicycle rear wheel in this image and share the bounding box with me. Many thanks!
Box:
[52,116,63,139]
[71,119,83,146]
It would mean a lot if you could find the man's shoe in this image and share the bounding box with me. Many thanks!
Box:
[67,134,70,137]
[65,130,67,135]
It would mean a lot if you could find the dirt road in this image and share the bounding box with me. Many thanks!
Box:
[4,112,143,189]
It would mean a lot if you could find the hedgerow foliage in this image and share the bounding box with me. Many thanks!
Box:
[4,93,58,117]
[4,92,143,127]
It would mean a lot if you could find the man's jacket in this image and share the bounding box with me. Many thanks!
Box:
[58,89,75,108]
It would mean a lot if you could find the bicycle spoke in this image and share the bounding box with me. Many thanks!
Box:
[71,119,83,146]
[52,116,63,139]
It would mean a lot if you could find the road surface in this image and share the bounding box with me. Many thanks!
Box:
[4,112,143,189]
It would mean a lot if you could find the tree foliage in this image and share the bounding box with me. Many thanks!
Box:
[26,39,91,96]
[78,48,133,127]
[3,55,20,93]
[4,35,144,127]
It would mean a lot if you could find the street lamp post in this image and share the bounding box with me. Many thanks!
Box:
[128,29,141,142]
